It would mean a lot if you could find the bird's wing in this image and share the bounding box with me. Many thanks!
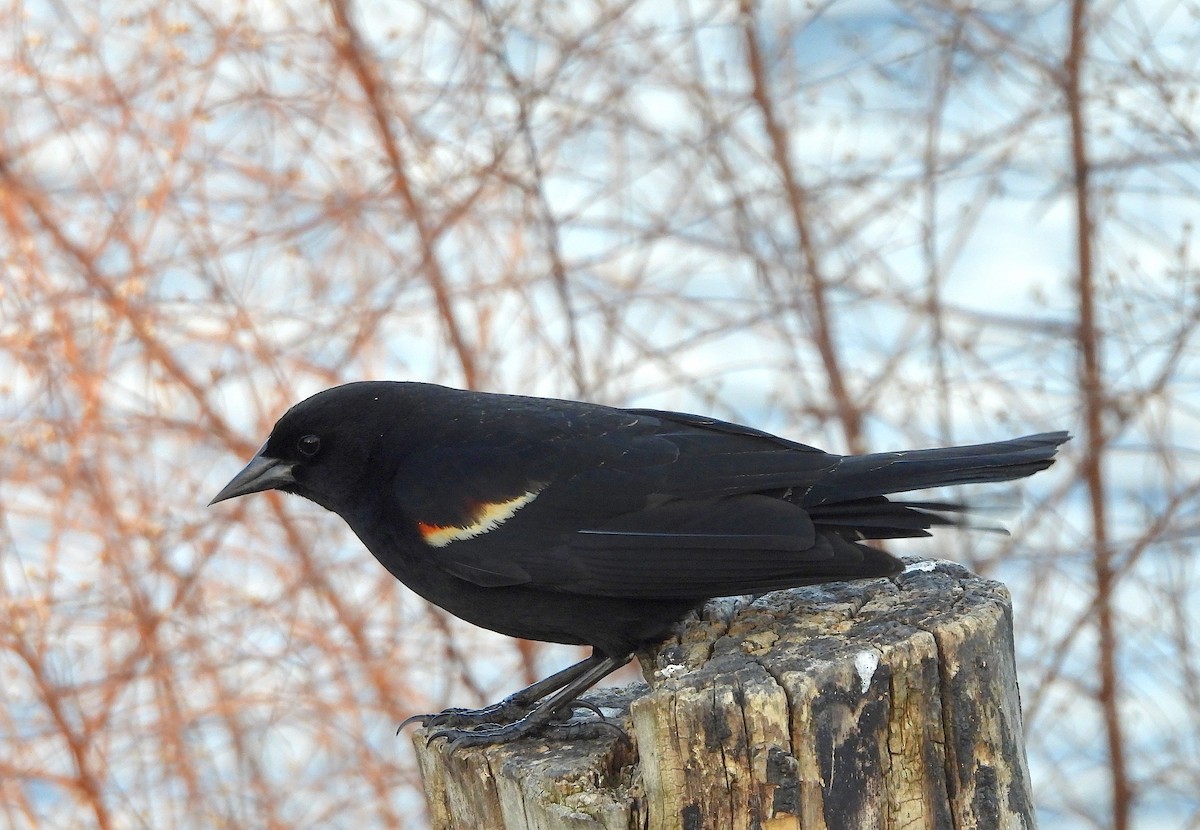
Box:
[552,494,903,597]
[388,426,676,587]
[410,487,898,598]
[387,413,895,598]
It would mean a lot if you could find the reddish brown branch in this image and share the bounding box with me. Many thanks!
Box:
[326,0,480,389]
[739,0,864,453]
[1064,1,1132,826]
[0,155,246,454]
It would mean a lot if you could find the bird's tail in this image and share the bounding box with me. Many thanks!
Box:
[804,431,1070,540]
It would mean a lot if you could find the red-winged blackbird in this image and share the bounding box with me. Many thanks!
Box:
[211,381,1068,746]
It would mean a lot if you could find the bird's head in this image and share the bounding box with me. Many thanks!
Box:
[209,382,413,515]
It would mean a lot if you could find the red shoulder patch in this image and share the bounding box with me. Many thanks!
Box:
[417,489,541,547]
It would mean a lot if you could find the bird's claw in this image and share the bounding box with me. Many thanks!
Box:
[398,698,536,736]
[422,706,628,749]
[397,712,433,734]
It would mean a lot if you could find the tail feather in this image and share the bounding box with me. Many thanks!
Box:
[805,432,1070,504]
[802,431,1070,540]
[809,497,1006,540]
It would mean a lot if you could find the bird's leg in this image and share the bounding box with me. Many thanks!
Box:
[427,652,634,748]
[398,653,608,733]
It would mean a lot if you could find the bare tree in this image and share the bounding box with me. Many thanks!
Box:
[1,0,1196,827]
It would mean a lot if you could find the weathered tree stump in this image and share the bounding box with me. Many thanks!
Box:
[413,559,1036,830]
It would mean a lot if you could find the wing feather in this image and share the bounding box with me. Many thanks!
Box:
[384,403,890,598]
[424,494,901,598]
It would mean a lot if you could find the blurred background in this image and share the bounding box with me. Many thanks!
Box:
[2,0,1197,827]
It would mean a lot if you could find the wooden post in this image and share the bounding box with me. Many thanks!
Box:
[414,559,1037,830]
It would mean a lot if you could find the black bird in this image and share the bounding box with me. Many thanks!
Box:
[210,381,1068,746]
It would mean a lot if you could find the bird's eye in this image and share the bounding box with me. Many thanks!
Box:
[297,434,321,458]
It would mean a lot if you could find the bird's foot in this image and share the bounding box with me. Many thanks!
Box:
[426,710,628,750]
[397,697,532,733]
[399,653,636,747]
[398,691,613,734]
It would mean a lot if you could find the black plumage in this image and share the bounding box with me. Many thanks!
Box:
[210,381,1069,745]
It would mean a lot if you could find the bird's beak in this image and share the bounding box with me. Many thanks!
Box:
[209,452,296,505]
